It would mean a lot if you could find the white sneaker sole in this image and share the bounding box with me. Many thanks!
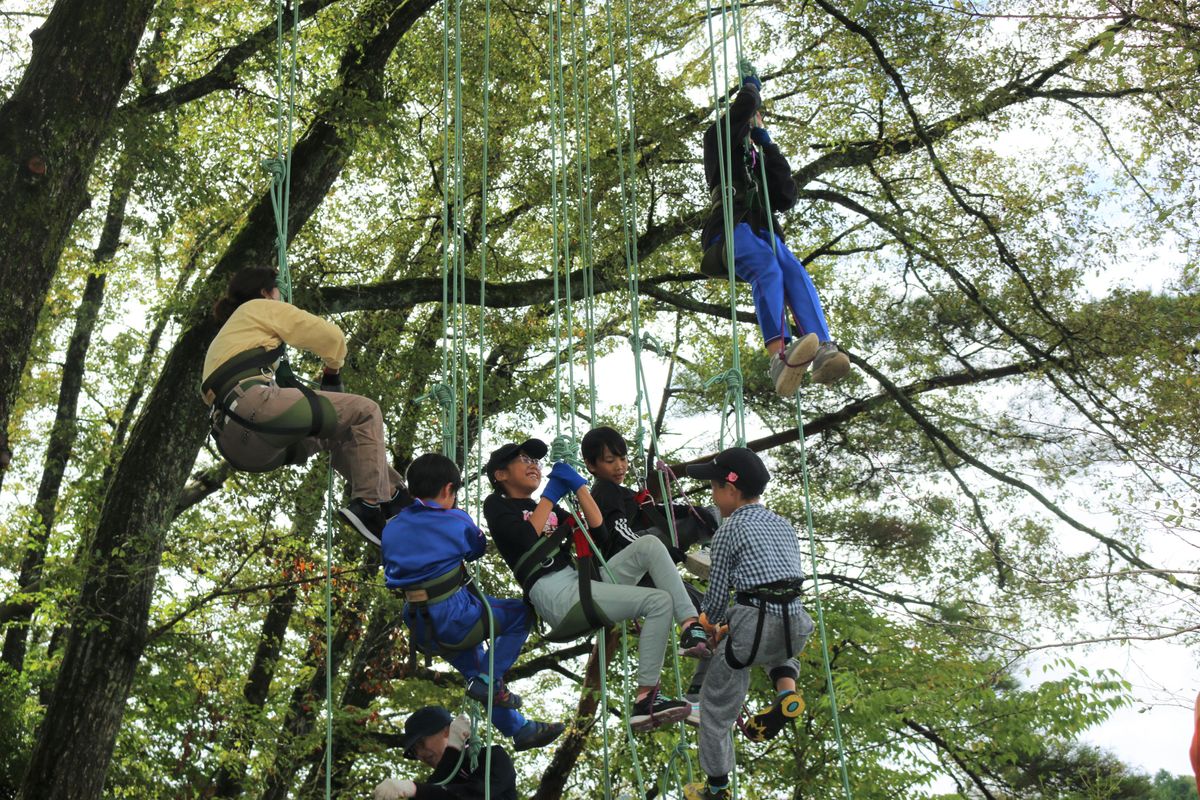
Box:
[774,333,819,395]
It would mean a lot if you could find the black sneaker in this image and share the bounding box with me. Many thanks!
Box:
[512,719,565,751]
[465,677,522,710]
[678,622,712,659]
[337,499,385,548]
[629,689,691,732]
[380,484,411,520]
[743,690,804,742]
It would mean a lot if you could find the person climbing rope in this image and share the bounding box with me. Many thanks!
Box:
[382,452,565,752]
[481,438,706,731]
[681,447,814,800]
[701,70,850,395]
[374,706,517,800]
[200,266,407,545]
[582,426,720,725]
[583,426,720,557]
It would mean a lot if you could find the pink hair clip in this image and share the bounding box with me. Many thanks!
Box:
[726,471,739,483]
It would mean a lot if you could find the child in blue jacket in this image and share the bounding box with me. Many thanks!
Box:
[382,453,563,752]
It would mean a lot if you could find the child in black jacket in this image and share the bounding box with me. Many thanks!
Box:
[702,73,850,394]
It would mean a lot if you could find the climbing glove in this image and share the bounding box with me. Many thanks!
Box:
[541,476,571,506]
[449,713,473,749]
[320,368,344,392]
[750,127,771,146]
[548,461,588,491]
[374,778,416,800]
[741,73,762,92]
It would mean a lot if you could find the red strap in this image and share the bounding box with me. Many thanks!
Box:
[633,488,653,507]
[567,517,593,557]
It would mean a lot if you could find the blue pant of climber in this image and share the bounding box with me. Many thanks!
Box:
[726,222,831,346]
[406,593,531,738]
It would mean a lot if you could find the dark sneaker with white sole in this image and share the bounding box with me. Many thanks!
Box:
[512,720,565,751]
[337,499,385,548]
[678,622,712,659]
[629,689,691,732]
[466,677,522,710]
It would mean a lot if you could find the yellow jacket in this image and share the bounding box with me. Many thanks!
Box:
[202,299,347,385]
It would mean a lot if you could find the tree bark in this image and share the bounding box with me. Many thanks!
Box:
[0,0,155,490]
[533,629,619,800]
[1,155,135,672]
[1,270,105,672]
[17,1,440,797]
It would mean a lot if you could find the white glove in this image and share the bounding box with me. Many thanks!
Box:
[374,778,417,800]
[448,713,473,750]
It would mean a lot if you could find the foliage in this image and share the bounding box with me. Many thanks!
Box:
[1,0,1198,797]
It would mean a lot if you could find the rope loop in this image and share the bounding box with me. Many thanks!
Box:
[704,367,744,393]
[416,382,457,411]
[260,156,286,182]
[549,434,585,471]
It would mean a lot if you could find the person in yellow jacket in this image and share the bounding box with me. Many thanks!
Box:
[201,266,406,545]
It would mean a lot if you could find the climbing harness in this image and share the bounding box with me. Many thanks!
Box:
[399,565,492,654]
[723,579,806,670]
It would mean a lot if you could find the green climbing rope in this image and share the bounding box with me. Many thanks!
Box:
[264,3,339,798]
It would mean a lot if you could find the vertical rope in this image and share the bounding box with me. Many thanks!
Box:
[702,0,747,447]
[795,396,854,799]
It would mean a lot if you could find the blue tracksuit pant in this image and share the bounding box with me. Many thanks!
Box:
[724,222,831,346]
[405,591,532,738]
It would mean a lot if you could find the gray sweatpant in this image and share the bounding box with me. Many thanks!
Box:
[529,536,696,686]
[699,603,814,777]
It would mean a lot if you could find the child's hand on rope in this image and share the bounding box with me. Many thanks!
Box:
[549,461,588,492]
[750,127,771,146]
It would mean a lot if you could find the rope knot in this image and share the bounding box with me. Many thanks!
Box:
[549,435,585,471]
[704,368,743,392]
[416,382,456,410]
[260,157,286,182]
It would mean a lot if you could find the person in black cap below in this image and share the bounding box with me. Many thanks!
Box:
[373,705,517,800]
[681,447,815,800]
[481,438,710,732]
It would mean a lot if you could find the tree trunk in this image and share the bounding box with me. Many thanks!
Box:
[1,158,134,672]
[17,2,439,796]
[1,271,105,672]
[0,0,155,490]
[533,629,620,800]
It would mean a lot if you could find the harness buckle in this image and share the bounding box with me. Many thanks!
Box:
[404,588,430,603]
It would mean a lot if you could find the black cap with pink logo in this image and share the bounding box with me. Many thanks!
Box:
[685,446,770,497]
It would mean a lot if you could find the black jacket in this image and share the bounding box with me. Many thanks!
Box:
[414,744,517,800]
[701,83,797,249]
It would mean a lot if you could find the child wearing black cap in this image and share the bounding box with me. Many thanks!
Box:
[481,437,710,731]
[682,447,815,800]
[373,705,516,799]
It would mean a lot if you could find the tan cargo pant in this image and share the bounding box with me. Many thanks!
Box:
[215,381,401,501]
